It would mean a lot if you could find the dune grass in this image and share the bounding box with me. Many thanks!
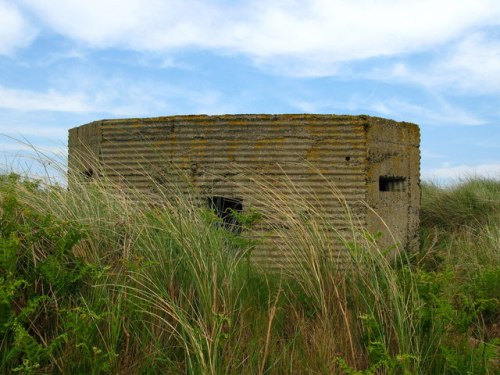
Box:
[1,170,499,374]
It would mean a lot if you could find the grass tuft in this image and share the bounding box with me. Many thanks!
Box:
[0,167,498,374]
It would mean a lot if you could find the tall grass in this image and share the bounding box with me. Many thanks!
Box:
[1,166,499,374]
[417,179,500,373]
[419,178,500,269]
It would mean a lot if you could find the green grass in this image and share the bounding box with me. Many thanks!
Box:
[1,171,499,374]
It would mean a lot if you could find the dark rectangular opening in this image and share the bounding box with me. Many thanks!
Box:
[379,176,406,192]
[82,168,94,180]
[207,196,243,233]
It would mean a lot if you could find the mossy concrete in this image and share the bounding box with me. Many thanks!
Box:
[69,114,420,267]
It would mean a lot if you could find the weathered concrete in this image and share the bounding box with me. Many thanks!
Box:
[68,114,420,267]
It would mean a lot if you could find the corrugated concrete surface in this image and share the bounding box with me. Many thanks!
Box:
[68,114,420,268]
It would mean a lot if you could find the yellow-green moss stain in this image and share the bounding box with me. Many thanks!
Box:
[190,138,208,159]
[131,120,142,130]
[228,142,238,162]
[254,138,285,162]
[255,138,285,150]
[153,139,166,149]
[306,144,320,161]
[305,123,318,137]
[227,120,251,127]
[169,133,176,158]
[179,154,190,169]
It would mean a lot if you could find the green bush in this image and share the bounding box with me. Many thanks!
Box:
[0,174,90,373]
[0,171,498,374]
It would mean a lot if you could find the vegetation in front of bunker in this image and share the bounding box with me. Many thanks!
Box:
[0,171,499,374]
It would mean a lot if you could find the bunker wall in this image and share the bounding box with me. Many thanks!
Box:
[366,119,420,252]
[68,121,101,180]
[68,114,420,267]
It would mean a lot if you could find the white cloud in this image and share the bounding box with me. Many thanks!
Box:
[422,163,500,181]
[431,33,500,93]
[0,86,93,112]
[19,0,500,61]
[137,56,193,70]
[368,97,486,126]
[234,0,500,62]
[17,0,500,94]
[82,78,230,116]
[0,1,36,55]
[287,92,486,126]
[20,0,217,49]
[0,83,172,116]
[0,74,231,119]
[371,33,500,93]
[0,124,67,138]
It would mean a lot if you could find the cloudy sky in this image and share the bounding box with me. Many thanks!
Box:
[1,0,499,181]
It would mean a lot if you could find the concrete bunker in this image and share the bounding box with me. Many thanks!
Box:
[68,114,420,267]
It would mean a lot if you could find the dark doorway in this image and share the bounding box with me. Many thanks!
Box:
[207,196,243,233]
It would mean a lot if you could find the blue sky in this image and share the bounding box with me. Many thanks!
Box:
[1,0,499,182]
